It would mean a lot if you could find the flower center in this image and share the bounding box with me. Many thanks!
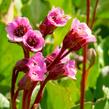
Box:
[14,25,27,37]
[52,16,57,21]
[27,37,38,47]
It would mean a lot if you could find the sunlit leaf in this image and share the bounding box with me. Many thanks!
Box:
[0,93,10,108]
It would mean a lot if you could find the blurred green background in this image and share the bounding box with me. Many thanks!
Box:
[0,0,109,109]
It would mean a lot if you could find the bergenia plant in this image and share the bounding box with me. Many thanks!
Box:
[6,7,96,109]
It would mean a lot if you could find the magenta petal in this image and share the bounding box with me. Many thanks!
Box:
[26,52,47,81]
[23,30,44,52]
[64,60,76,79]
[6,17,32,42]
[47,7,71,27]
[63,18,96,50]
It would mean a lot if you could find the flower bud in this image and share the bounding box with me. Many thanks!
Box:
[15,58,29,73]
[63,18,96,51]
[87,48,96,69]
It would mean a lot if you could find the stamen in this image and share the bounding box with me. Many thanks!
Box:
[14,25,27,37]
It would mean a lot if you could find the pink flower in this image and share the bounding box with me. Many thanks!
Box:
[64,60,76,79]
[6,17,32,42]
[48,60,76,80]
[63,18,96,50]
[23,30,44,52]
[18,52,47,90]
[27,52,47,81]
[47,7,71,27]
[39,7,71,37]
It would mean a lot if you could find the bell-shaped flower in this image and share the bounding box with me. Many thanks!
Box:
[23,30,44,52]
[39,7,71,37]
[18,52,47,90]
[63,18,96,51]
[48,60,76,80]
[6,17,32,42]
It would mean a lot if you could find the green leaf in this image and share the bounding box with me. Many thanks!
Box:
[100,36,109,65]
[0,22,23,94]
[21,0,50,27]
[94,98,109,109]
[42,81,73,109]
[53,19,71,46]
[41,78,80,109]
[0,93,10,108]
[0,0,11,15]
[21,0,30,4]
[97,0,109,19]
[87,51,100,89]
[72,102,92,109]
[47,0,74,15]
[103,85,109,99]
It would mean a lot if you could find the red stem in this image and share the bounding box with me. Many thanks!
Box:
[80,0,90,109]
[47,47,65,70]
[12,89,19,109]
[11,67,19,109]
[31,76,49,109]
[86,0,90,25]
[80,45,88,109]
[22,90,28,109]
[11,44,29,109]
[91,0,99,29]
[11,68,18,99]
[26,82,37,109]
[22,44,29,58]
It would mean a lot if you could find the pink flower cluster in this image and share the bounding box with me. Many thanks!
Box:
[6,17,44,52]
[6,7,96,109]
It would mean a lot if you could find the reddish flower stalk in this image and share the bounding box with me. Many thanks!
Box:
[31,76,50,109]
[47,47,65,70]
[23,82,37,109]
[90,0,99,29]
[26,86,36,108]
[80,45,88,109]
[11,44,30,109]
[11,68,19,109]
[12,89,19,109]
[22,90,28,109]
[80,0,90,109]
[11,68,18,101]
[22,44,30,58]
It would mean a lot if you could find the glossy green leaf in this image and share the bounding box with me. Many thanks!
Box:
[53,19,72,46]
[41,79,80,109]
[21,0,30,4]
[0,0,11,15]
[21,0,50,27]
[72,102,92,109]
[100,36,109,65]
[0,22,23,94]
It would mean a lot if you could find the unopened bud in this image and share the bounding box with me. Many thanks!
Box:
[87,48,96,69]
